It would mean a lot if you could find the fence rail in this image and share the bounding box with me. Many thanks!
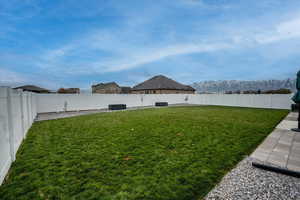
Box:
[0,87,293,185]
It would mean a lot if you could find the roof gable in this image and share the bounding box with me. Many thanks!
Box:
[92,82,120,89]
[14,85,50,92]
[132,75,195,91]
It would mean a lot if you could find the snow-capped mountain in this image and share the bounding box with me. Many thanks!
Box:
[191,79,296,93]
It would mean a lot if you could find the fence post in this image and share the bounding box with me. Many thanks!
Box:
[31,94,36,120]
[6,87,15,162]
[29,93,32,124]
[270,94,273,109]
[18,89,26,138]
[26,92,30,129]
[30,93,33,123]
[33,94,37,119]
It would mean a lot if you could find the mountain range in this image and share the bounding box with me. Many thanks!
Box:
[191,79,296,93]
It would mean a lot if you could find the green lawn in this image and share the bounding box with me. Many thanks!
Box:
[0,106,288,200]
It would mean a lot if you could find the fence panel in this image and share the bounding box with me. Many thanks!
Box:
[36,93,292,114]
[10,90,24,155]
[36,94,192,113]
[0,88,12,185]
[189,94,292,109]
[0,87,37,185]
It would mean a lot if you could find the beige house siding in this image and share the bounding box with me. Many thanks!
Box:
[92,85,121,94]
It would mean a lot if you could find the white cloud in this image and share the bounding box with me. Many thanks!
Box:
[98,43,231,73]
[55,42,232,75]
[254,16,300,44]
[277,17,300,37]
[0,68,28,86]
[35,12,300,77]
[0,68,66,90]
[37,27,233,75]
[42,45,74,61]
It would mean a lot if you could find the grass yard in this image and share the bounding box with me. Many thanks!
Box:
[0,106,288,200]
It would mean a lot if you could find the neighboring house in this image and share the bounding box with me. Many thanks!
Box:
[131,75,196,94]
[92,82,131,94]
[120,87,131,94]
[57,88,80,94]
[14,85,50,93]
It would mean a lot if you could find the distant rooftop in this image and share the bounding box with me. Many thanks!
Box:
[92,82,118,88]
[132,75,195,91]
[14,85,50,93]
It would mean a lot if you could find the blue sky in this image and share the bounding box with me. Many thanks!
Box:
[0,0,300,90]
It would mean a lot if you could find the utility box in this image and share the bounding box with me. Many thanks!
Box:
[155,102,168,107]
[108,104,126,110]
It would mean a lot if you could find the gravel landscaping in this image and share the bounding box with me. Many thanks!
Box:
[205,157,300,200]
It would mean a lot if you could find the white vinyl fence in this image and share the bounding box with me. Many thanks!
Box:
[0,88,293,185]
[189,94,293,109]
[0,87,37,185]
[36,93,293,113]
[36,94,190,113]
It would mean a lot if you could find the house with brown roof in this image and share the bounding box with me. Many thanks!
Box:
[92,82,131,94]
[131,75,195,94]
[57,88,80,94]
[14,85,50,93]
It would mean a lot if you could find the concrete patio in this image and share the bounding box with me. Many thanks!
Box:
[251,112,300,175]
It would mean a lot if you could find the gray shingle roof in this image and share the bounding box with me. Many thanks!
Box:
[120,86,131,93]
[132,75,195,91]
[14,85,50,93]
[92,82,119,88]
